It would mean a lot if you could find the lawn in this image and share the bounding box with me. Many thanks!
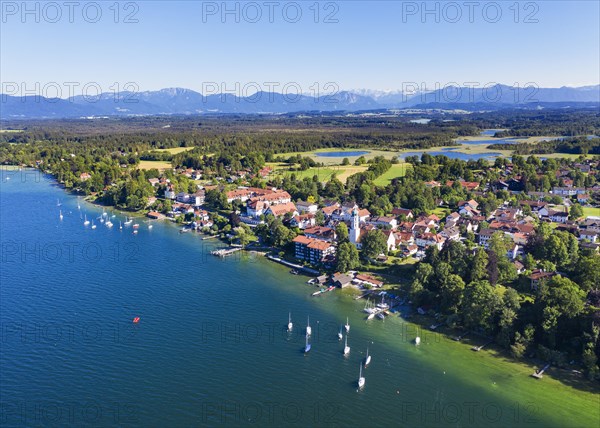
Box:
[582,206,600,218]
[275,148,400,165]
[154,146,195,155]
[138,160,173,171]
[373,163,411,186]
[274,165,368,183]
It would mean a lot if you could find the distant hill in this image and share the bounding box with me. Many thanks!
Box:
[2,84,598,119]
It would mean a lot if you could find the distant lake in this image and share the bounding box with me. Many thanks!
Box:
[316,151,369,157]
[480,129,507,136]
[457,137,521,146]
[399,147,502,161]
[410,118,431,124]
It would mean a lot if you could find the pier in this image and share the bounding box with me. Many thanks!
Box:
[265,254,320,275]
[211,248,242,257]
[531,364,550,379]
[471,340,493,352]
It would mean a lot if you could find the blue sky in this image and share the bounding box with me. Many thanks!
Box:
[1,1,599,96]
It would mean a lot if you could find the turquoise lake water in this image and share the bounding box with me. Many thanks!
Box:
[0,169,597,427]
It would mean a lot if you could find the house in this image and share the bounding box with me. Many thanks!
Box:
[446,212,460,225]
[459,205,481,217]
[190,190,205,206]
[576,194,590,204]
[367,216,398,230]
[147,211,162,219]
[79,172,92,181]
[247,200,267,218]
[164,185,176,200]
[403,244,418,257]
[478,228,495,249]
[579,230,598,242]
[441,227,460,242]
[304,226,336,242]
[529,269,556,291]
[176,192,190,203]
[519,200,548,212]
[446,180,480,191]
[354,273,383,288]
[415,233,445,250]
[266,202,298,218]
[290,214,316,230]
[296,200,318,214]
[392,208,414,219]
[382,230,397,252]
[548,210,569,224]
[513,260,525,274]
[458,199,479,210]
[293,236,336,265]
[332,272,354,288]
[148,178,160,187]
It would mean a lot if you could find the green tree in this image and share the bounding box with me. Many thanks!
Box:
[335,242,360,272]
[336,222,349,243]
[360,229,388,261]
[569,203,584,220]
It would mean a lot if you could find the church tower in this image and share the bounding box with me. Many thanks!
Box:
[349,208,360,246]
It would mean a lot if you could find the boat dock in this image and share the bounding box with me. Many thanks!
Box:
[211,248,242,257]
[265,254,320,275]
[471,340,493,352]
[531,364,550,379]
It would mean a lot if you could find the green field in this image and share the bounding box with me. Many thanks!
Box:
[276,148,400,165]
[582,206,600,218]
[138,160,173,171]
[272,164,368,183]
[373,163,412,186]
[154,146,195,154]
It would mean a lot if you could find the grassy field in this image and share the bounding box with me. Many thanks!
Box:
[373,163,412,186]
[276,148,400,165]
[154,146,195,154]
[138,160,173,171]
[272,164,368,183]
[582,206,600,218]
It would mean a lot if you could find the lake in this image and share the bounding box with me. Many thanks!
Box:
[1,169,597,427]
[399,148,503,161]
[316,151,370,158]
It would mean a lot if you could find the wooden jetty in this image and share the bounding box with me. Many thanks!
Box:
[531,364,550,379]
[471,340,493,352]
[211,248,242,257]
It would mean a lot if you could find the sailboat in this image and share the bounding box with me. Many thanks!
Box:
[124,216,132,225]
[415,336,421,346]
[91,220,97,229]
[365,347,371,366]
[338,324,343,341]
[56,199,62,207]
[304,335,311,354]
[83,214,90,226]
[357,363,365,389]
[367,312,375,320]
[345,317,350,333]
[105,219,113,228]
[287,312,293,332]
[306,316,312,337]
[343,334,350,356]
[59,210,63,220]
[77,198,81,210]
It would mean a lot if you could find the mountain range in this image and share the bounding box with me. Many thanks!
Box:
[1,84,598,119]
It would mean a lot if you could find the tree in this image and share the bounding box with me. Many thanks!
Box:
[342,157,350,166]
[574,256,600,291]
[335,242,360,272]
[336,222,349,243]
[462,280,501,333]
[569,203,584,220]
[361,229,388,261]
[469,248,489,282]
